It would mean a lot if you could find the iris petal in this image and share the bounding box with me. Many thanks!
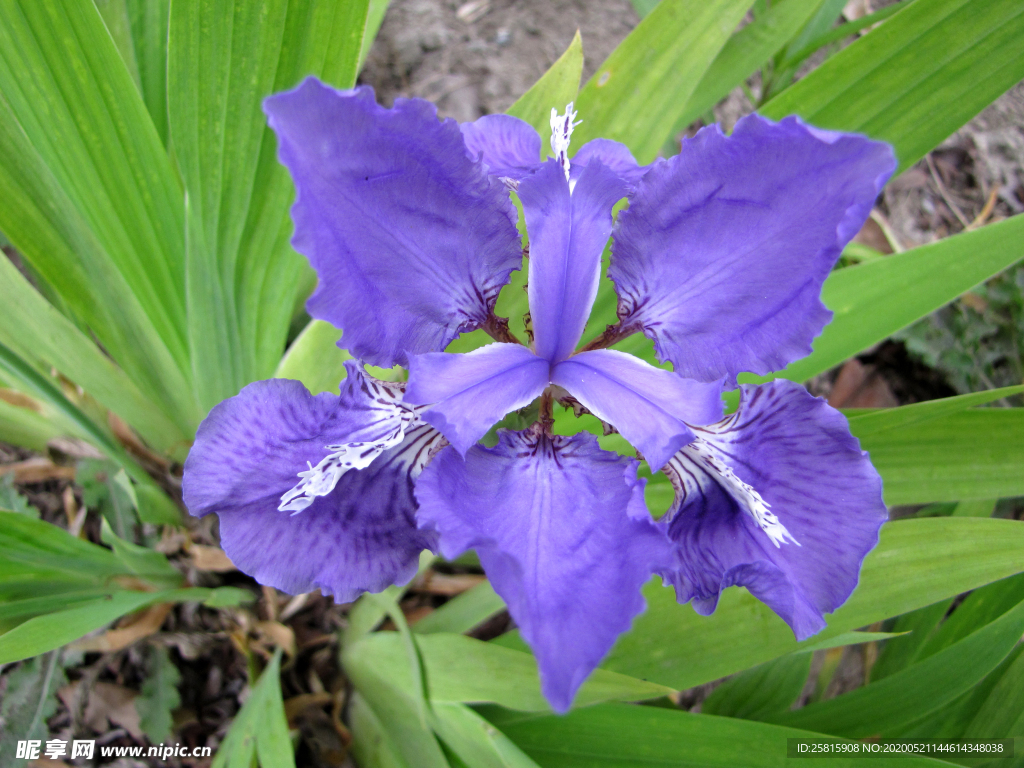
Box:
[406,343,550,455]
[182,365,440,601]
[520,159,628,363]
[551,349,723,471]
[416,430,670,713]
[610,114,895,385]
[659,380,887,640]
[570,138,650,187]
[264,78,523,368]
[460,113,542,180]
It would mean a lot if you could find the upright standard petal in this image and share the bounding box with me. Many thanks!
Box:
[264,78,523,368]
[570,138,650,187]
[520,159,628,362]
[610,114,896,385]
[659,380,887,640]
[416,430,670,713]
[460,114,542,180]
[551,349,723,472]
[405,343,549,455]
[182,368,440,601]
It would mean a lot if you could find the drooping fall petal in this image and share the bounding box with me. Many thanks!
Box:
[416,430,670,712]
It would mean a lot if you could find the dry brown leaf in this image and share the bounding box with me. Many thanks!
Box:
[279,592,312,622]
[960,292,989,313]
[0,457,75,483]
[842,0,873,20]
[0,387,42,411]
[110,576,159,593]
[404,605,435,626]
[72,603,173,653]
[295,705,349,766]
[84,681,143,740]
[155,631,220,661]
[456,0,490,23]
[414,572,486,596]
[828,359,899,409]
[47,436,105,460]
[154,527,187,555]
[262,585,279,621]
[254,620,297,657]
[852,217,894,255]
[63,486,87,538]
[58,682,85,723]
[284,692,333,723]
[108,411,172,470]
[189,544,237,572]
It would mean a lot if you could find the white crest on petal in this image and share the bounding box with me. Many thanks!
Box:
[278,373,428,514]
[379,422,449,481]
[665,436,799,549]
[550,103,581,183]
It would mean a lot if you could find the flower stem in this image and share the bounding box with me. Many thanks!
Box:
[538,389,554,435]
[579,321,639,352]
[482,314,521,345]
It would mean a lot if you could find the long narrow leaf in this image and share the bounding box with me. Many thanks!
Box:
[761,0,1024,176]
[574,0,753,162]
[857,410,1024,504]
[0,341,180,520]
[212,649,296,768]
[845,385,1024,439]
[0,0,197,429]
[275,320,352,395]
[0,253,185,454]
[125,0,170,144]
[602,518,1024,690]
[757,214,1024,386]
[169,0,371,412]
[344,632,672,713]
[768,598,1024,737]
[506,31,583,150]
[481,702,955,768]
[673,0,827,131]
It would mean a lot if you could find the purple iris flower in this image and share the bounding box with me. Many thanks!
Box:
[182,77,895,712]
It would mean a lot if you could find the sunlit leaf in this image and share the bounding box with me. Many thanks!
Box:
[0,0,197,428]
[574,0,753,162]
[169,0,371,412]
[507,30,583,148]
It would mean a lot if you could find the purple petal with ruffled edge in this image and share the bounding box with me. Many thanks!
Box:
[416,430,670,712]
[520,159,628,363]
[610,114,896,385]
[460,114,542,180]
[405,343,549,455]
[264,78,523,368]
[570,138,651,187]
[659,380,887,640]
[182,367,440,601]
[551,349,723,472]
